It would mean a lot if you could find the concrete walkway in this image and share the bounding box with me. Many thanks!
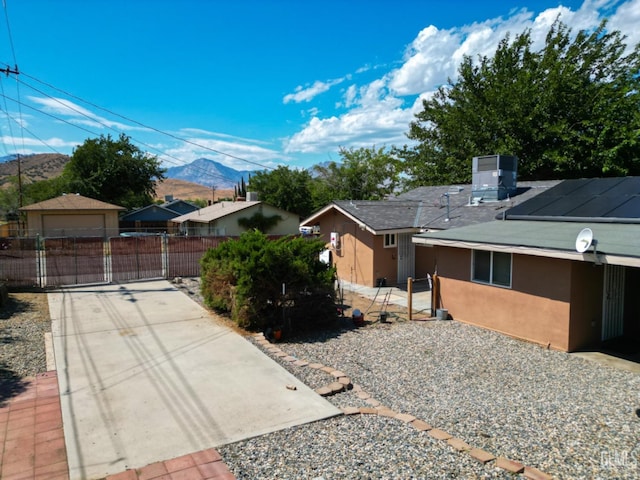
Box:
[48,281,341,480]
[340,280,432,319]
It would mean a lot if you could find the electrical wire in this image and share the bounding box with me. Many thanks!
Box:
[1,3,24,154]
[1,106,64,155]
[15,70,274,171]
[0,82,251,185]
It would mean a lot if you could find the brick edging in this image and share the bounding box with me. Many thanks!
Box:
[253,332,554,480]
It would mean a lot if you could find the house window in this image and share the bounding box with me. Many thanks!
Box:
[472,250,511,287]
[384,233,396,248]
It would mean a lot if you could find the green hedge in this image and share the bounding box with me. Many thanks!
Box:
[200,230,337,331]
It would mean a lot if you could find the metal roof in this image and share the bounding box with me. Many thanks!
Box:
[413,220,640,267]
[120,204,184,222]
[159,199,199,215]
[171,201,260,224]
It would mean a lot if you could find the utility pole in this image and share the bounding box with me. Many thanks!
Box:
[1,65,19,76]
[2,66,22,207]
[17,153,22,207]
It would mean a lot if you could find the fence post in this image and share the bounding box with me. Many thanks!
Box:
[407,277,413,321]
[104,237,112,283]
[162,233,169,279]
[36,234,44,288]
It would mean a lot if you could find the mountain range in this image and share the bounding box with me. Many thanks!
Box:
[164,157,253,189]
[0,154,255,190]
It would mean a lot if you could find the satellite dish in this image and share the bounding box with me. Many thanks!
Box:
[575,228,593,253]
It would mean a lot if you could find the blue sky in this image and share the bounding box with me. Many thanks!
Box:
[0,0,639,177]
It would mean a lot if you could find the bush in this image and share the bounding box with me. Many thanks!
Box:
[200,230,337,331]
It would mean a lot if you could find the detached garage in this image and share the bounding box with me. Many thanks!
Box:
[20,194,125,238]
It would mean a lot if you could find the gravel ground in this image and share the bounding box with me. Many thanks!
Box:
[176,278,640,480]
[246,322,640,480]
[3,279,639,479]
[0,291,50,378]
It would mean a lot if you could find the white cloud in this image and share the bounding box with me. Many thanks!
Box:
[0,135,78,152]
[285,0,637,156]
[162,135,286,171]
[608,0,640,50]
[285,95,414,154]
[177,128,270,145]
[283,77,346,104]
[28,96,150,133]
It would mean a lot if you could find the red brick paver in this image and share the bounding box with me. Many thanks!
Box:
[1,371,236,480]
[496,456,525,474]
[0,371,68,480]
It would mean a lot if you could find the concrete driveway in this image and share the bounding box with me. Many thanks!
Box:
[48,280,341,480]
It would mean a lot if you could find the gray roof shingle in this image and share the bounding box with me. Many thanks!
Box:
[303,180,561,233]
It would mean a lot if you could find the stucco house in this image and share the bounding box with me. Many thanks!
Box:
[413,176,640,353]
[20,193,125,238]
[171,200,300,236]
[300,180,560,288]
[119,199,199,234]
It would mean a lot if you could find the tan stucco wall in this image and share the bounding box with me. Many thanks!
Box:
[372,235,398,286]
[568,262,604,351]
[25,210,120,238]
[434,246,573,351]
[186,204,300,237]
[415,245,437,279]
[309,211,377,285]
[217,204,299,236]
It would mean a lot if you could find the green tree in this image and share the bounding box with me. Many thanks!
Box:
[312,146,401,202]
[63,133,165,210]
[0,177,21,220]
[237,211,282,232]
[401,20,640,186]
[23,177,67,203]
[200,230,336,331]
[0,175,67,215]
[248,166,316,218]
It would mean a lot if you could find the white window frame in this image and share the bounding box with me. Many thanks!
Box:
[384,233,397,248]
[471,249,512,288]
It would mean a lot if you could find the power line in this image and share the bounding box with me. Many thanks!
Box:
[0,92,239,187]
[15,70,274,171]
[0,78,253,185]
[1,105,64,155]
[2,0,27,207]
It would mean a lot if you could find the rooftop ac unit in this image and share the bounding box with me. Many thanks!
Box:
[471,155,518,201]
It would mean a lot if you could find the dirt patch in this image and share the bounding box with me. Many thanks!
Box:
[0,292,51,378]
[173,276,416,338]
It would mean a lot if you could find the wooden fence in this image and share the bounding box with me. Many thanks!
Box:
[0,235,226,288]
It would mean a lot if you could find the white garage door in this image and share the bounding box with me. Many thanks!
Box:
[43,214,106,237]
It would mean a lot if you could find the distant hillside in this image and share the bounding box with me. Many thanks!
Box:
[154,178,234,202]
[165,157,254,189]
[0,154,259,195]
[0,153,69,187]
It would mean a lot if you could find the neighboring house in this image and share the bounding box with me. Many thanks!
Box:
[20,193,125,238]
[300,180,560,288]
[120,199,199,234]
[413,176,640,353]
[171,200,300,236]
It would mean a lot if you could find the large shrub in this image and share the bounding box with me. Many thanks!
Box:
[200,230,337,331]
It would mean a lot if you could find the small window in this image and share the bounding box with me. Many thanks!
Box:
[384,233,396,248]
[472,250,511,287]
